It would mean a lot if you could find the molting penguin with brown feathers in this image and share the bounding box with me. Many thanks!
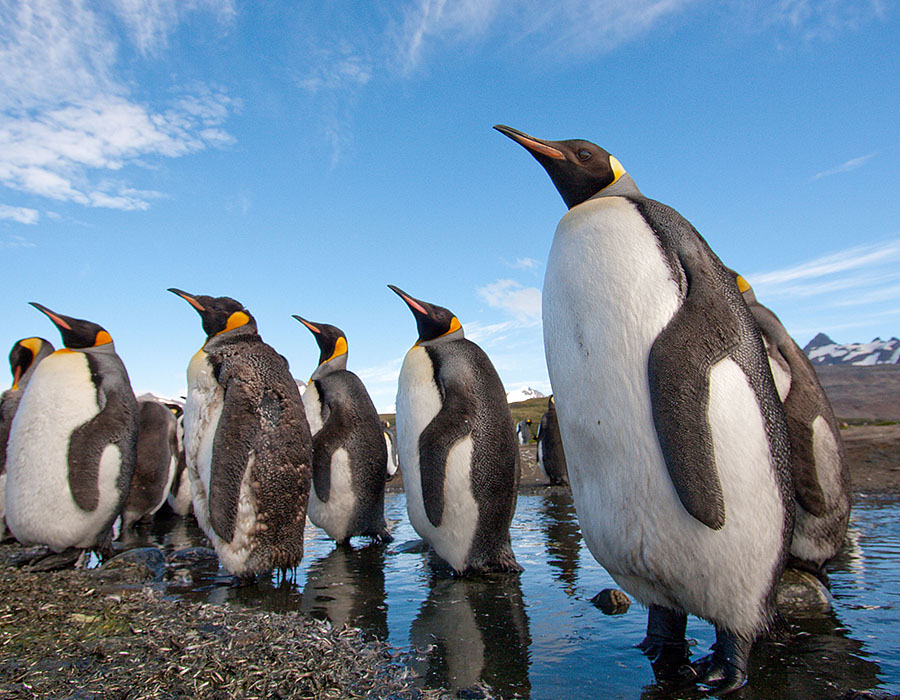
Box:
[293,315,391,544]
[496,125,793,693]
[5,305,139,567]
[0,337,55,539]
[390,285,521,575]
[735,272,850,578]
[169,289,312,578]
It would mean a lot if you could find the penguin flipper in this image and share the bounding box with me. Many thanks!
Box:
[646,255,741,531]
[209,375,261,543]
[310,388,347,503]
[67,389,136,513]
[418,383,475,529]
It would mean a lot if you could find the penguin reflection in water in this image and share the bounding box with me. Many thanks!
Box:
[169,290,312,578]
[735,272,851,579]
[390,285,521,575]
[293,315,391,544]
[496,125,793,693]
[5,305,139,568]
[1,337,55,539]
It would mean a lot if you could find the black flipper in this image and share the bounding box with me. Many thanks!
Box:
[67,357,138,513]
[209,363,261,542]
[309,382,342,503]
[418,351,476,528]
[641,200,735,531]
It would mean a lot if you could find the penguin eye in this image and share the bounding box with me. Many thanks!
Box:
[576,148,592,162]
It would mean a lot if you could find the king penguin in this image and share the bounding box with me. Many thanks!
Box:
[0,337,55,539]
[389,285,521,575]
[121,395,180,530]
[536,396,568,486]
[496,125,793,693]
[169,289,312,577]
[5,305,139,563]
[735,271,850,577]
[293,315,391,544]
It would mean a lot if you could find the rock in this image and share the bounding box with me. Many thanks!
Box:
[166,546,219,567]
[94,547,166,584]
[776,568,834,614]
[391,539,430,555]
[592,588,631,615]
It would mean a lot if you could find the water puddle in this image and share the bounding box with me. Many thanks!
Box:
[122,491,900,699]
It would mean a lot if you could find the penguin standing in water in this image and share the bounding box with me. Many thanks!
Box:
[390,285,521,575]
[496,125,793,693]
[293,315,391,544]
[0,337,55,538]
[536,396,568,486]
[6,305,139,565]
[169,290,312,577]
[383,421,400,479]
[735,272,850,577]
[166,407,192,517]
[121,396,180,530]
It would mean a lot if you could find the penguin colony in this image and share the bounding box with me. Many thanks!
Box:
[1,125,853,693]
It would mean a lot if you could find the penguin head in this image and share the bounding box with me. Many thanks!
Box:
[293,315,348,379]
[8,337,54,390]
[388,285,464,346]
[168,289,257,340]
[494,124,628,209]
[30,303,114,351]
[725,268,758,305]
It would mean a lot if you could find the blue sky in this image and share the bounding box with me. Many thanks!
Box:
[2,0,899,411]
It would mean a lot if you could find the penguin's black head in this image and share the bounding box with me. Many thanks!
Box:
[388,285,463,345]
[8,337,52,390]
[494,125,626,209]
[293,315,348,367]
[168,289,256,339]
[30,303,113,350]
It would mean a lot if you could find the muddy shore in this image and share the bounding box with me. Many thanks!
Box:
[1,424,897,699]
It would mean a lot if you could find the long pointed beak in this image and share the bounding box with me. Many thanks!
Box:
[292,315,321,334]
[388,284,429,316]
[29,302,73,331]
[168,288,205,312]
[493,124,565,159]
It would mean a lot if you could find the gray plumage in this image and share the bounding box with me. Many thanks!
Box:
[515,419,533,445]
[739,275,851,573]
[536,397,568,486]
[122,397,179,529]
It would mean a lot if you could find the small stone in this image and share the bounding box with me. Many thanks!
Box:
[94,547,166,583]
[592,588,631,614]
[776,568,834,614]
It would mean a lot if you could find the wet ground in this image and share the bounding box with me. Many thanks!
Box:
[105,490,900,700]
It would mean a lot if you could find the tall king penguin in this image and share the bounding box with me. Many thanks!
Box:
[169,290,312,577]
[735,272,850,577]
[293,315,391,544]
[1,337,55,538]
[6,305,139,564]
[389,285,521,575]
[495,125,793,693]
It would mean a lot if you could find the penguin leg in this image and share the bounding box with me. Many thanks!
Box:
[22,547,85,572]
[691,627,752,695]
[636,605,691,679]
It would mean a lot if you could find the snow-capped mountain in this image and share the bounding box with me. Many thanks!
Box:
[803,333,900,366]
[506,386,546,403]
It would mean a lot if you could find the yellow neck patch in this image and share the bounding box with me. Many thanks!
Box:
[217,311,250,336]
[609,155,626,184]
[93,330,113,346]
[445,316,462,336]
[325,336,348,364]
[19,337,44,357]
[736,275,752,294]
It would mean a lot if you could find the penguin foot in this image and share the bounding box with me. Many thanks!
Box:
[638,606,692,681]
[692,630,752,696]
[21,547,85,572]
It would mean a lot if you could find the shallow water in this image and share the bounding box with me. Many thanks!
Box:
[127,491,900,699]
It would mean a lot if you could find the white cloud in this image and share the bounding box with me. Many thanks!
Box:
[3,234,36,248]
[767,0,886,40]
[109,0,236,56]
[0,203,39,224]
[0,1,236,212]
[507,256,541,272]
[477,279,542,322]
[811,152,877,181]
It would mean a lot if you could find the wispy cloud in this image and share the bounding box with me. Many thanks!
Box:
[0,1,237,212]
[0,203,39,224]
[767,0,886,40]
[811,152,877,181]
[109,0,236,57]
[477,279,542,323]
[2,233,36,248]
[506,256,542,272]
